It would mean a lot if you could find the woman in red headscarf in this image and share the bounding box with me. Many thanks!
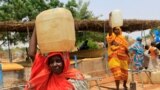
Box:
[25,28,88,90]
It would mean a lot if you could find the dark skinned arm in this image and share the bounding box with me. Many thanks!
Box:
[108,13,113,36]
[28,28,37,60]
[108,26,113,36]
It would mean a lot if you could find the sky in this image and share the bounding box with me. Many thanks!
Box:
[60,0,160,20]
[59,0,159,39]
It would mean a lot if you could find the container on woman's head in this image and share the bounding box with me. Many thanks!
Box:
[109,9,123,28]
[36,8,75,54]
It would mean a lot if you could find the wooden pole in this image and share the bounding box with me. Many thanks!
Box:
[7,30,12,63]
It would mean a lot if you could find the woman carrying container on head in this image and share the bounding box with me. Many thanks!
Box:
[24,29,88,90]
[106,26,130,90]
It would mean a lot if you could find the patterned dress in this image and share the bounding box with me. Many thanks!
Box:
[129,41,144,69]
[106,28,129,80]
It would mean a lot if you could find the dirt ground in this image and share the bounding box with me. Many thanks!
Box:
[1,52,160,90]
[90,83,160,90]
[89,75,160,90]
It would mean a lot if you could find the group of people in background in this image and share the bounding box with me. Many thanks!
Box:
[106,26,160,90]
[130,37,160,71]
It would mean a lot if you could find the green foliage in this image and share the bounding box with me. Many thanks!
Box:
[76,31,104,49]
[0,0,96,47]
[87,39,99,49]
[76,31,104,42]
[65,0,77,17]
[0,0,63,21]
[65,0,94,20]
[77,38,99,50]
[0,0,64,46]
[0,0,94,21]
[75,0,94,20]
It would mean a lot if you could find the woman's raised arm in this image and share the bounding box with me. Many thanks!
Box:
[28,28,37,60]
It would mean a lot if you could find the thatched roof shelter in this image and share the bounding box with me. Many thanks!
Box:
[0,19,160,33]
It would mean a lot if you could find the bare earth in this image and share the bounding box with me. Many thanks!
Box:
[89,75,160,90]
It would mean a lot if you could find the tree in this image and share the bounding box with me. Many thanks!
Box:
[0,0,63,21]
[75,0,94,20]
[65,0,99,48]
[0,0,64,46]
[65,0,94,20]
[0,0,94,21]
[65,0,77,18]
[0,0,96,46]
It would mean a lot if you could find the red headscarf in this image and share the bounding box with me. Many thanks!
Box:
[25,52,84,90]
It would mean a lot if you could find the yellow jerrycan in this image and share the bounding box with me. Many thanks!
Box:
[36,8,75,54]
[109,9,123,28]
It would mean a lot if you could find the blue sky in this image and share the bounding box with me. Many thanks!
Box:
[60,0,160,20]
[88,0,160,20]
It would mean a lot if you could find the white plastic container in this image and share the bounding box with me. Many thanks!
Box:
[36,8,75,54]
[109,10,123,28]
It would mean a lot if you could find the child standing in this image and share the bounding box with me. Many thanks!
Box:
[143,45,150,69]
[148,42,159,70]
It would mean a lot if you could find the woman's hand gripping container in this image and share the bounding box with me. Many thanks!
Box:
[36,8,75,54]
[109,9,123,28]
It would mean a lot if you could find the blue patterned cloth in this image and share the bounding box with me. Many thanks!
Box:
[129,41,144,69]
